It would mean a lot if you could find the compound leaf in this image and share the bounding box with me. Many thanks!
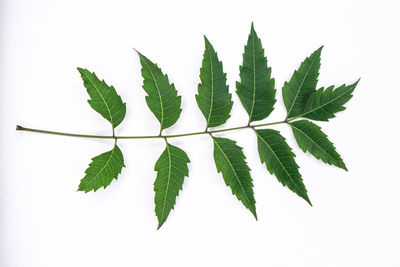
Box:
[298,80,359,121]
[196,36,232,128]
[255,129,311,205]
[236,23,276,123]
[290,120,347,170]
[282,47,322,119]
[77,68,126,129]
[78,144,125,192]
[154,142,190,229]
[212,137,257,219]
[137,52,182,131]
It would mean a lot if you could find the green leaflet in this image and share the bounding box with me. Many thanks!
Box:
[137,52,182,131]
[196,36,232,128]
[282,47,322,119]
[298,80,360,121]
[236,23,276,123]
[77,68,126,129]
[154,142,190,229]
[255,129,311,205]
[212,137,257,219]
[290,120,347,170]
[78,144,125,192]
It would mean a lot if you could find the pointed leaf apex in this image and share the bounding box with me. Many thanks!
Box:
[77,67,86,74]
[135,49,146,60]
[250,23,259,39]
[157,222,164,230]
[251,209,258,221]
[203,36,214,51]
[133,47,142,56]
[305,196,313,206]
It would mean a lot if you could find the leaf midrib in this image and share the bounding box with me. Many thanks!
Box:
[160,143,172,221]
[206,43,214,128]
[248,31,257,121]
[286,54,318,118]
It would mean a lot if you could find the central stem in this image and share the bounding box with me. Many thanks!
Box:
[16,120,288,140]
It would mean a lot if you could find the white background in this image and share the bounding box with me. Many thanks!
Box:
[1,0,400,266]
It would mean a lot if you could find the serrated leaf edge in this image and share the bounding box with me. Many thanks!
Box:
[158,142,173,228]
[285,46,322,119]
[79,143,125,192]
[298,79,360,120]
[78,68,117,130]
[139,54,165,130]
[290,121,347,170]
[212,136,257,219]
[254,130,312,205]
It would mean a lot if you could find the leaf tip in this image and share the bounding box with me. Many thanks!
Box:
[16,125,23,131]
[203,35,210,45]
[341,164,348,172]
[305,196,313,206]
[133,47,142,57]
[354,78,361,87]
[251,209,258,221]
[76,67,85,74]
[157,220,165,230]
[77,187,87,193]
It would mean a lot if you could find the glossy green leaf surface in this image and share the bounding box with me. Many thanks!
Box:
[236,23,276,122]
[290,120,346,170]
[196,36,232,128]
[154,142,190,229]
[78,144,125,192]
[137,52,182,131]
[77,68,126,129]
[299,80,359,121]
[255,129,311,205]
[282,47,322,119]
[212,137,257,219]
